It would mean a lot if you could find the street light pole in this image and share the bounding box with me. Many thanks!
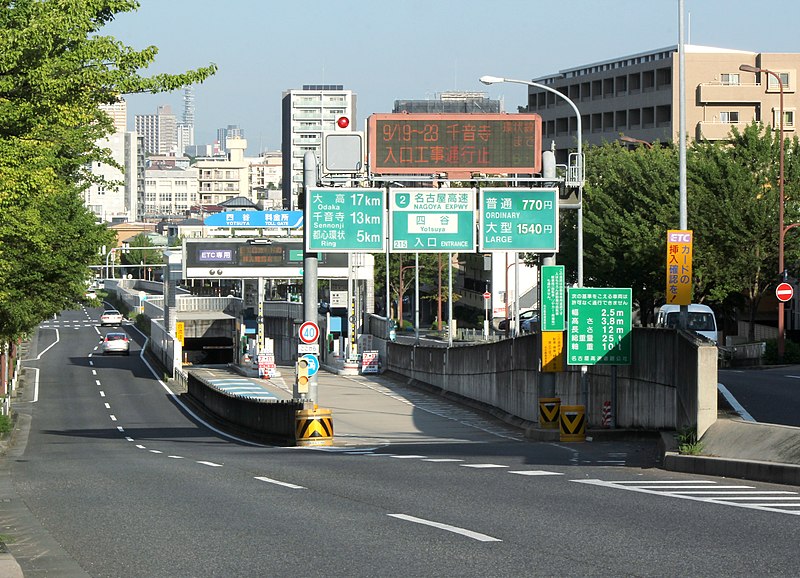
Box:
[740,63,786,359]
[479,75,584,286]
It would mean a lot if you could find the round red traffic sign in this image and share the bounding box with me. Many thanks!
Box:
[483,291,491,300]
[299,321,320,344]
[776,282,794,303]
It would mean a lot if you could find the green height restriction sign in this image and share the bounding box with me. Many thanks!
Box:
[307,188,385,253]
[479,188,558,252]
[567,288,632,366]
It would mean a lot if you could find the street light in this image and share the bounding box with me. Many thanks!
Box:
[479,75,585,286]
[619,134,653,149]
[739,63,786,360]
[397,259,419,332]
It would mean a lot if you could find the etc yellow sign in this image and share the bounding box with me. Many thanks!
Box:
[666,230,693,305]
[176,321,185,346]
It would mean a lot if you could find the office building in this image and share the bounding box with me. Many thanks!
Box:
[282,85,357,210]
[523,45,800,161]
[142,166,199,219]
[135,105,178,155]
[176,87,195,155]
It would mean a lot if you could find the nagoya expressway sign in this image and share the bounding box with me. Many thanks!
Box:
[389,188,475,253]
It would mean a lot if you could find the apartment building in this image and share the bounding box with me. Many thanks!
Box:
[281,85,357,210]
[195,136,251,206]
[249,150,282,209]
[135,105,178,155]
[142,166,199,219]
[525,45,799,160]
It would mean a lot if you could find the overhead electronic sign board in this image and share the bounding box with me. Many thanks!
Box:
[368,113,542,175]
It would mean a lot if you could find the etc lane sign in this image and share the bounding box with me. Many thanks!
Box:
[307,188,385,252]
[479,188,559,252]
[389,188,475,253]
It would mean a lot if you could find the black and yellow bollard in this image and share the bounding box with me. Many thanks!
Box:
[559,405,586,442]
[295,405,334,446]
[538,397,561,429]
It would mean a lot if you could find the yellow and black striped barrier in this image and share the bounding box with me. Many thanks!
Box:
[538,397,561,429]
[295,406,334,446]
[559,404,585,442]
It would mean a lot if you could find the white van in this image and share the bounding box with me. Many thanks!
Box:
[656,304,718,344]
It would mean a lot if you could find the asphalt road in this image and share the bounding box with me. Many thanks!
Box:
[2,306,800,576]
[720,366,800,426]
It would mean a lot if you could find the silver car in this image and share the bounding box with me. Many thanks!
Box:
[100,309,123,326]
[102,333,130,355]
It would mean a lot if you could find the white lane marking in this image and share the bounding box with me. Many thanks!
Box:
[92,370,97,376]
[388,514,501,542]
[390,455,427,459]
[99,391,105,397]
[422,459,464,463]
[254,476,306,489]
[573,479,800,516]
[149,450,163,454]
[109,415,117,421]
[509,470,564,476]
[717,382,755,422]
[786,375,800,379]
[168,456,184,459]
[117,426,124,432]
[136,444,146,449]
[197,461,223,467]
[460,464,508,469]
[23,328,60,361]
[104,403,111,409]
[126,437,135,442]
[629,485,753,490]
[88,360,93,366]
[95,380,101,386]
[614,480,716,485]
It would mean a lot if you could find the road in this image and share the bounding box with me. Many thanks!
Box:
[720,367,800,426]
[2,306,800,576]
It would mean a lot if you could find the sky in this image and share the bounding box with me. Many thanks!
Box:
[101,0,800,155]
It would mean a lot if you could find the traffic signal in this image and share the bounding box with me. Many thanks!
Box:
[296,357,310,393]
[335,116,350,131]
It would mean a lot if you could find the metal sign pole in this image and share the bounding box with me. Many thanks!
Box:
[302,151,319,403]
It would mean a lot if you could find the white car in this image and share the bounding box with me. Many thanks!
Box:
[100,309,124,326]
[102,332,130,355]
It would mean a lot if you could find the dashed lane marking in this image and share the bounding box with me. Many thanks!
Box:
[254,476,306,490]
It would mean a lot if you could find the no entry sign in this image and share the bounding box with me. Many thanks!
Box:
[776,282,794,303]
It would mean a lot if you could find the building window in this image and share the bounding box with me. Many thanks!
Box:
[720,73,740,85]
[720,111,739,124]
[767,72,791,91]
[773,108,796,129]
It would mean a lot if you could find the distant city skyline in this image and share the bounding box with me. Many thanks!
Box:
[103,0,800,155]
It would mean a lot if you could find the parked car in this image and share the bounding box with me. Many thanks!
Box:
[99,309,124,326]
[498,309,539,331]
[520,312,541,333]
[102,332,130,355]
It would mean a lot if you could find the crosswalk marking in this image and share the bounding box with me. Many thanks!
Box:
[573,478,800,516]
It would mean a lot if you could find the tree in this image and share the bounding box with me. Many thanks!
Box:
[0,0,216,341]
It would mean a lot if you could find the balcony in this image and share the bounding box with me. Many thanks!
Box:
[698,82,763,104]
[697,121,743,140]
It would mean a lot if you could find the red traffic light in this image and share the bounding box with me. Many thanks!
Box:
[336,116,350,129]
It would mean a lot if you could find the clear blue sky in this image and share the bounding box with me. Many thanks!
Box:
[102,0,800,155]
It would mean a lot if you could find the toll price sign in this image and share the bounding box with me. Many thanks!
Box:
[567,288,632,366]
[480,188,559,252]
[389,188,476,253]
[307,188,385,253]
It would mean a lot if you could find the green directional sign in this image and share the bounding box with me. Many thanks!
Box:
[389,188,475,253]
[307,188,385,253]
[479,188,559,252]
[567,288,632,366]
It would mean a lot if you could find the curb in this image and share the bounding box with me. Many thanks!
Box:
[663,452,800,486]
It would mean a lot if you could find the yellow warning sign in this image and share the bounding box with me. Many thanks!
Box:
[666,229,693,305]
[295,408,334,446]
[541,331,564,372]
[175,321,185,346]
[559,405,586,442]
[538,397,560,429]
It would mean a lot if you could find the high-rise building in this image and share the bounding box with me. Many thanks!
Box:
[522,45,800,162]
[281,85,357,210]
[176,86,195,155]
[85,99,138,223]
[135,104,178,155]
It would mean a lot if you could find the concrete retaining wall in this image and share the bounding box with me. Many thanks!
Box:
[386,327,717,434]
[186,373,305,444]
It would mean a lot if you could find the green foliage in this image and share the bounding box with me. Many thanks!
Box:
[676,426,704,455]
[0,0,216,342]
[763,339,800,364]
[372,253,459,320]
[0,412,12,435]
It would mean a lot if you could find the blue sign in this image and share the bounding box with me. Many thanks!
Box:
[302,354,319,377]
[204,211,304,229]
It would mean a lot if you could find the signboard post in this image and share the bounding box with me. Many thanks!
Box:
[389,188,475,253]
[567,288,632,366]
[666,230,693,305]
[361,351,380,374]
[307,188,385,252]
[479,188,559,252]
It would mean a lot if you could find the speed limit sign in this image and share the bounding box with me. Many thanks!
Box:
[299,321,320,344]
